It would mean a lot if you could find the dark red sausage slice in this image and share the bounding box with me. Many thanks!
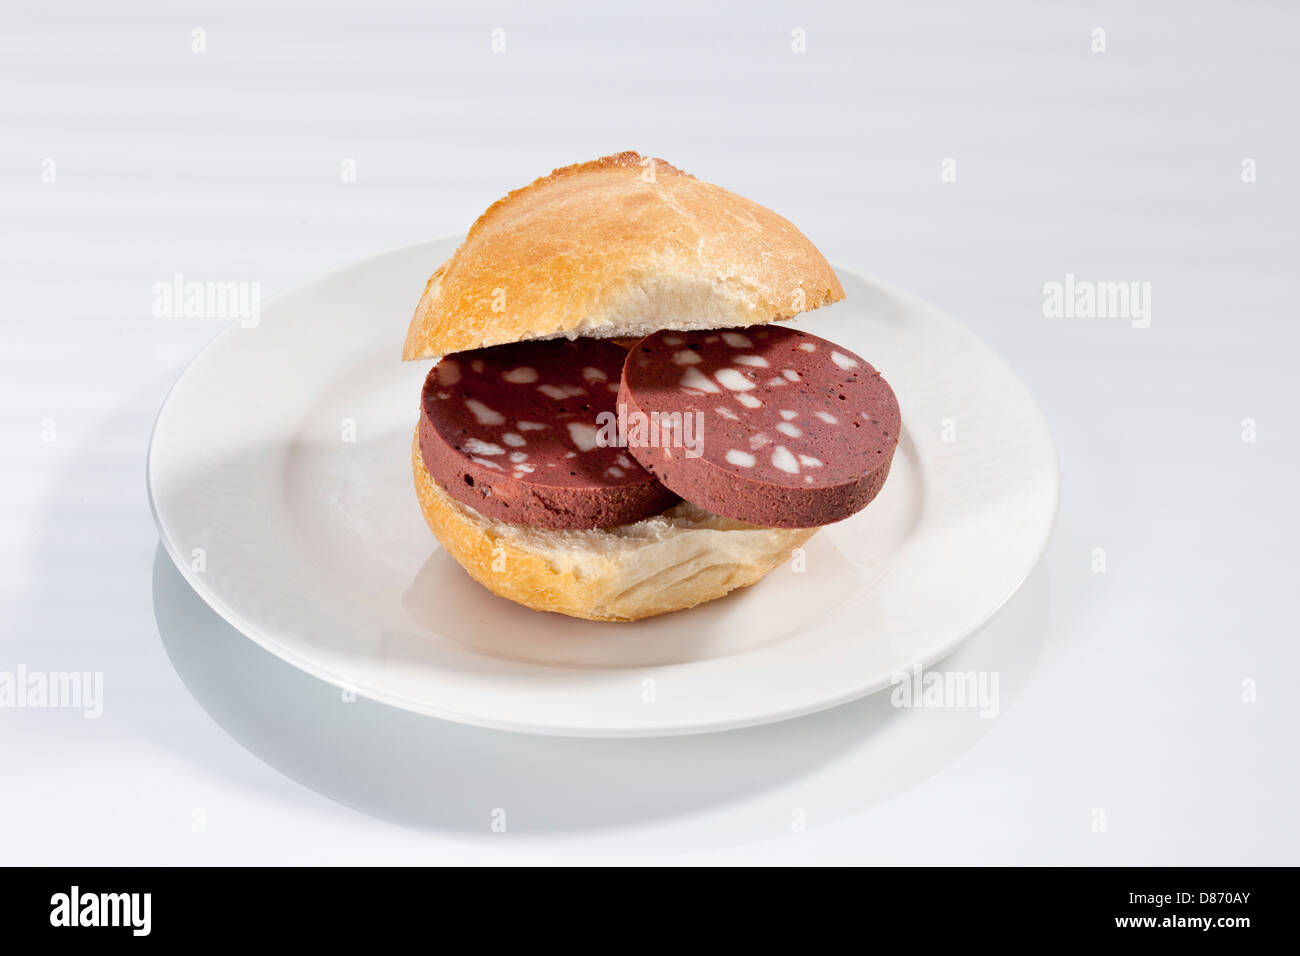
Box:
[420,339,677,529]
[617,326,900,528]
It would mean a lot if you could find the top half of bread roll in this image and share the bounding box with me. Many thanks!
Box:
[402,151,844,362]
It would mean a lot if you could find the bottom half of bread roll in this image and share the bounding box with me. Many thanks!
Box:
[411,431,817,622]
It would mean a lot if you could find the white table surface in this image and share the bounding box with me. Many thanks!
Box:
[2,0,1296,865]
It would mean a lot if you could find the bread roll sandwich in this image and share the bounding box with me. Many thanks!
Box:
[403,152,899,621]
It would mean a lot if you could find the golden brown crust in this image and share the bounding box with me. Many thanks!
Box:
[402,152,845,361]
[411,431,817,622]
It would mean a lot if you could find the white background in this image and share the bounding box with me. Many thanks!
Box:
[2,0,1297,864]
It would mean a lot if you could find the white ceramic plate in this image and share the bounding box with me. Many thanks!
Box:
[147,238,1058,737]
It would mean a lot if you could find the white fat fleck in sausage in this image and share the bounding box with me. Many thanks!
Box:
[513,463,536,474]
[436,360,461,386]
[662,335,683,346]
[798,342,816,353]
[503,366,539,384]
[815,410,838,425]
[538,383,588,400]
[463,437,505,456]
[771,445,800,474]
[502,432,526,447]
[606,466,625,478]
[543,382,585,398]
[721,332,754,348]
[436,391,451,400]
[470,457,502,469]
[776,422,802,438]
[715,406,740,420]
[517,421,548,431]
[765,377,787,387]
[736,393,762,409]
[733,354,769,368]
[831,351,859,370]
[616,454,633,469]
[509,451,528,463]
[782,369,801,382]
[465,398,505,425]
[716,368,755,391]
[725,449,756,467]
[672,350,702,365]
[566,421,600,452]
[471,359,485,373]
[607,382,620,392]
[779,409,798,420]
[799,454,823,468]
[681,366,721,393]
[748,432,772,449]
[581,366,608,381]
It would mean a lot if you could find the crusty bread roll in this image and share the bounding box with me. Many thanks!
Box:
[412,433,817,621]
[403,151,845,362]
[404,152,843,619]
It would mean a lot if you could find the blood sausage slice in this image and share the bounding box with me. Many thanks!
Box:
[618,326,900,528]
[420,339,676,529]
